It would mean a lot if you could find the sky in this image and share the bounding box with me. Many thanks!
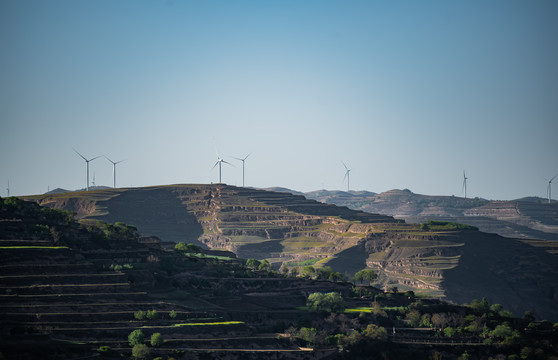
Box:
[1,0,557,200]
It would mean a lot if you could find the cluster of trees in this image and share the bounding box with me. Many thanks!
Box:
[245,258,271,271]
[174,242,201,254]
[420,220,477,231]
[115,329,165,359]
[96,221,138,241]
[133,309,159,321]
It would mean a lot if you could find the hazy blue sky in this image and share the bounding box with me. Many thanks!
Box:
[1,0,557,200]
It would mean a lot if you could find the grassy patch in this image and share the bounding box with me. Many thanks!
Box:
[171,321,244,327]
[345,307,372,313]
[286,258,320,267]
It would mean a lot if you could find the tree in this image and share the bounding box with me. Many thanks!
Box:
[490,303,503,314]
[370,301,387,318]
[134,310,146,320]
[352,269,377,285]
[307,292,345,313]
[470,298,490,314]
[128,329,145,347]
[131,344,150,359]
[146,309,158,320]
[290,266,299,277]
[174,242,201,254]
[406,309,421,327]
[301,265,316,279]
[169,310,177,319]
[258,259,271,271]
[246,258,260,269]
[364,324,388,340]
[150,333,164,347]
[443,326,456,337]
[432,313,449,330]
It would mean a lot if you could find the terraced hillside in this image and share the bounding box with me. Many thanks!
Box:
[305,189,558,241]
[0,197,359,359]
[27,185,558,321]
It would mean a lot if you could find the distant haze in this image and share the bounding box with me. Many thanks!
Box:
[1,0,557,200]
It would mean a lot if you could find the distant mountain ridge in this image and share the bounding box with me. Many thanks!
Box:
[293,188,558,242]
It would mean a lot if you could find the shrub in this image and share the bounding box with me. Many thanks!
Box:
[258,259,271,271]
[169,310,177,319]
[175,242,201,254]
[443,326,456,337]
[131,344,150,359]
[364,324,388,340]
[150,333,164,347]
[298,327,318,346]
[246,258,260,269]
[134,310,146,320]
[97,346,112,355]
[128,329,144,347]
[146,309,158,320]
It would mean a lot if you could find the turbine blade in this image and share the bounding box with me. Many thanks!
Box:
[104,155,115,164]
[222,160,234,167]
[341,161,348,170]
[212,138,220,158]
[212,161,220,170]
[243,153,251,160]
[73,148,87,161]
[90,155,102,162]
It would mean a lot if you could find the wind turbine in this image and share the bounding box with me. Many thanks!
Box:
[233,153,251,187]
[73,149,100,191]
[104,156,126,188]
[6,180,9,197]
[212,146,233,184]
[546,174,558,204]
[342,161,352,192]
[462,171,468,199]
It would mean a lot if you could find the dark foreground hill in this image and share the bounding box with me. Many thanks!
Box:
[27,184,558,321]
[2,196,558,360]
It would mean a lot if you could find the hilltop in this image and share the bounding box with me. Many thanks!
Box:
[25,184,558,322]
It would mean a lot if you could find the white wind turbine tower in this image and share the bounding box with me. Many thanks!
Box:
[342,161,352,192]
[73,149,101,191]
[212,146,233,184]
[233,153,251,187]
[546,174,558,204]
[104,156,126,188]
[462,171,468,199]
